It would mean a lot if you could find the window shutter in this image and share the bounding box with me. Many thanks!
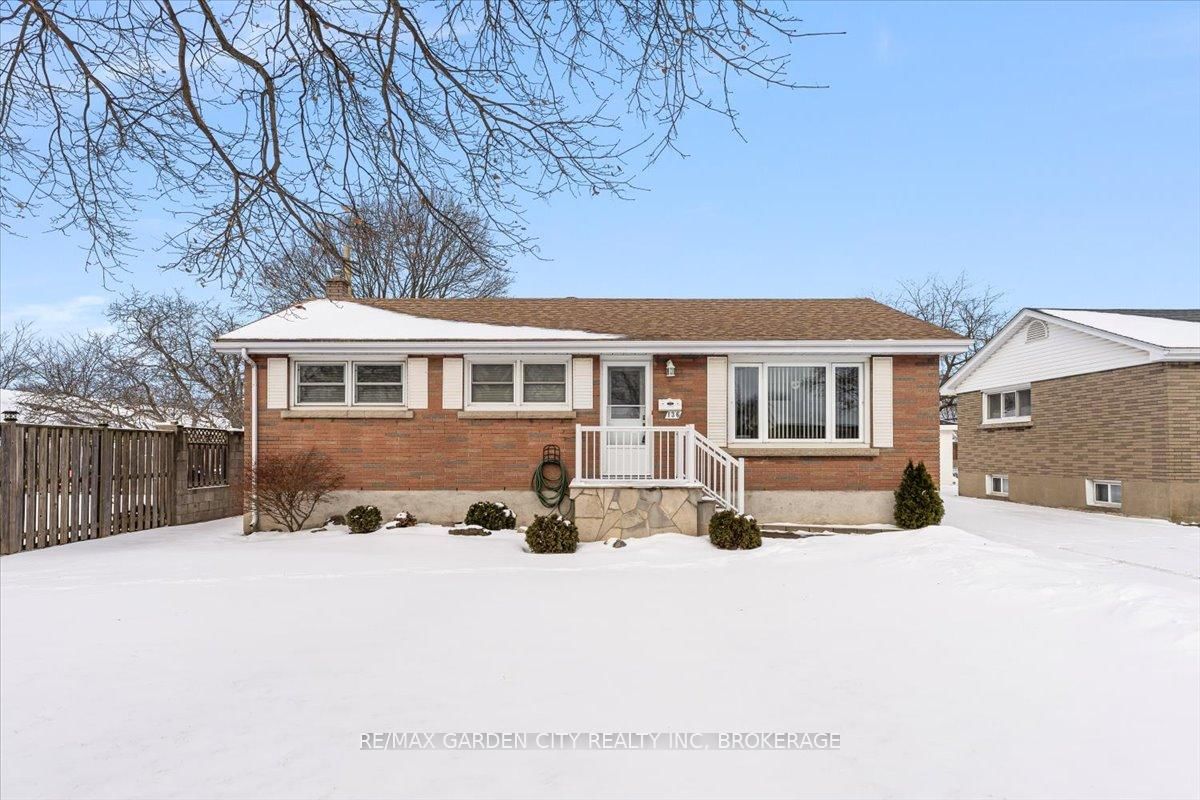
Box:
[706,356,728,446]
[871,357,894,448]
[408,358,428,409]
[572,357,593,410]
[266,358,288,409]
[442,358,464,410]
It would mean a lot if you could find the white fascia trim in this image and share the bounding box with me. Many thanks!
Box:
[940,308,1165,395]
[213,338,972,356]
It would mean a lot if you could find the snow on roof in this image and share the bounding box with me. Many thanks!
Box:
[218,299,622,342]
[1039,309,1200,350]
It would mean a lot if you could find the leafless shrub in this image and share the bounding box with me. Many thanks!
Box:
[253,449,345,532]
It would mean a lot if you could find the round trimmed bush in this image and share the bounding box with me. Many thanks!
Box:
[708,509,762,550]
[464,501,516,531]
[346,505,382,534]
[525,514,579,554]
[392,511,418,528]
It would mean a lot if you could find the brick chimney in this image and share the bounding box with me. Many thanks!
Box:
[325,274,352,300]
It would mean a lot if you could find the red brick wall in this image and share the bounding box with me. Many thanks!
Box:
[245,353,940,495]
[739,355,940,491]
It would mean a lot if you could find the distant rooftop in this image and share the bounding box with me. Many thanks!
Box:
[1038,308,1200,350]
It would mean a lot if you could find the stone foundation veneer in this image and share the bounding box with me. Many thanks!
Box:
[570,486,701,541]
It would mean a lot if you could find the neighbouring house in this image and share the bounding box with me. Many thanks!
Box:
[941,308,1200,523]
[213,281,968,539]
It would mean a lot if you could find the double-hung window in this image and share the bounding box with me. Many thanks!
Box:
[294,360,405,406]
[731,362,865,443]
[467,358,569,408]
[983,388,1031,423]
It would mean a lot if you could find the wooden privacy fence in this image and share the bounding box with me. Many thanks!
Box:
[0,421,243,555]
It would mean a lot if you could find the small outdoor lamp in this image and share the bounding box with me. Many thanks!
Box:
[665,359,676,377]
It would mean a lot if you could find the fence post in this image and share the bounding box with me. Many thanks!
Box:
[737,457,745,514]
[97,424,113,537]
[1,418,23,555]
[685,424,697,484]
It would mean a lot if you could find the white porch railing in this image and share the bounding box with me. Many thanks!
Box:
[574,424,745,513]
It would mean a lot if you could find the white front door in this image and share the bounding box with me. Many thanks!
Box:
[602,362,651,479]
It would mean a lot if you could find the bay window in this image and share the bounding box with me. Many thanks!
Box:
[467,358,570,408]
[294,360,405,406]
[731,362,865,443]
[984,388,1031,423]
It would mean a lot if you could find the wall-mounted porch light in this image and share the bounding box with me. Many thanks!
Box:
[665,359,676,377]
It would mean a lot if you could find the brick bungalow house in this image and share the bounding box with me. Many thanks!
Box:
[214,280,968,538]
[941,308,1200,522]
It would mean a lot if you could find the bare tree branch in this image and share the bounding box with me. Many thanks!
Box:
[0,0,839,288]
[876,271,1009,420]
[254,192,511,310]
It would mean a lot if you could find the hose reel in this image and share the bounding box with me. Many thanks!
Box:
[532,444,570,512]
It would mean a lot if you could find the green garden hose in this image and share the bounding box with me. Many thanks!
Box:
[532,445,570,511]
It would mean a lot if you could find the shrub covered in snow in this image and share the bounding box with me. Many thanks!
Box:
[253,449,345,532]
[391,511,418,528]
[326,514,346,526]
[346,505,382,534]
[525,514,579,554]
[708,509,762,550]
[894,460,944,529]
[464,501,516,531]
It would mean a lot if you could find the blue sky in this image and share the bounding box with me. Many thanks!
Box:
[2,1,1198,335]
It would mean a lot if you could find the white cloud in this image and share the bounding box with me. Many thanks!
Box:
[2,294,112,336]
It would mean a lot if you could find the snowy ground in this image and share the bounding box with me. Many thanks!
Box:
[2,498,1197,800]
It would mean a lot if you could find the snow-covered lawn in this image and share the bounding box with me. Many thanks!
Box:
[2,500,1197,800]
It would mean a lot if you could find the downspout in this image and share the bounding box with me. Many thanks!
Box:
[240,348,259,531]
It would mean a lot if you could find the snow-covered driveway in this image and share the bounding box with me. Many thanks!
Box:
[944,491,1200,587]
[2,512,1197,800]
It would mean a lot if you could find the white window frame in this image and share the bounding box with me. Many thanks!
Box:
[464,356,572,410]
[292,357,408,408]
[982,386,1031,424]
[727,358,869,445]
[352,361,406,406]
[985,474,1009,497]
[1086,479,1122,509]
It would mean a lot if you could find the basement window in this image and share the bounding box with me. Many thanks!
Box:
[983,388,1031,423]
[986,474,1009,497]
[1087,479,1122,509]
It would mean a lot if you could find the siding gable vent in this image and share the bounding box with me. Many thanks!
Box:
[1025,319,1049,343]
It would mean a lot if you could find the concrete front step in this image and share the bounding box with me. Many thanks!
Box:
[759,522,899,538]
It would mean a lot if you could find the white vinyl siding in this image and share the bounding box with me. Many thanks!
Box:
[871,357,893,448]
[442,358,464,410]
[572,357,594,410]
[407,358,428,409]
[952,318,1153,393]
[265,358,288,410]
[706,357,728,446]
